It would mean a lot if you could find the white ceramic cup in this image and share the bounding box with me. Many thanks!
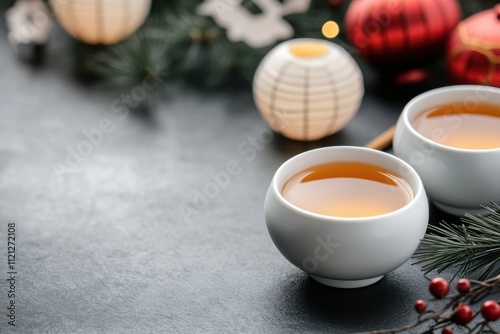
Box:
[393,85,500,215]
[264,146,429,288]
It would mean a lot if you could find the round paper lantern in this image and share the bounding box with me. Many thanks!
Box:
[345,0,461,71]
[252,39,364,141]
[446,5,500,87]
[50,0,152,45]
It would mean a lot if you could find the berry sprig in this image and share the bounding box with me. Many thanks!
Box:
[360,275,500,334]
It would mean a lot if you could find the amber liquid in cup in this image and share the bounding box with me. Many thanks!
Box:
[282,162,413,218]
[412,102,500,149]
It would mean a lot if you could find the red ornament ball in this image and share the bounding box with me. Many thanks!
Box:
[328,0,343,7]
[414,300,427,313]
[456,278,471,294]
[442,328,453,334]
[345,0,461,70]
[447,5,500,87]
[429,277,450,299]
[481,300,500,322]
[452,304,474,325]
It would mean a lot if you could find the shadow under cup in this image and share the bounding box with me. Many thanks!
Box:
[264,146,429,288]
[393,85,500,216]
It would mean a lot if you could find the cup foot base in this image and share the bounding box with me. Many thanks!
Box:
[432,201,493,216]
[309,275,383,288]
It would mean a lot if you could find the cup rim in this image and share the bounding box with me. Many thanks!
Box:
[272,146,425,222]
[401,85,500,154]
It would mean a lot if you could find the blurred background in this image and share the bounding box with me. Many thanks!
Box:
[2,0,500,90]
[1,1,500,333]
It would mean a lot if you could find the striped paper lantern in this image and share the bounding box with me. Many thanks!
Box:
[253,39,364,141]
[50,0,151,45]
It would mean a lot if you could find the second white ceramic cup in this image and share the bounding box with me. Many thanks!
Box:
[393,85,500,215]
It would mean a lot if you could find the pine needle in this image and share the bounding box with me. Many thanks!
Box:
[84,30,170,86]
[413,202,500,281]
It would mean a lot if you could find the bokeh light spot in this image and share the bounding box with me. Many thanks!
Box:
[322,21,340,39]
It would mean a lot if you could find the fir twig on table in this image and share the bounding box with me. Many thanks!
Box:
[413,203,500,281]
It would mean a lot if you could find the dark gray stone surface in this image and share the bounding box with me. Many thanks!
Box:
[0,25,462,334]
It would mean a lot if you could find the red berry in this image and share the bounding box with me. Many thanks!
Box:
[429,277,450,299]
[452,304,474,325]
[442,328,453,334]
[481,300,500,322]
[414,300,427,313]
[456,279,471,294]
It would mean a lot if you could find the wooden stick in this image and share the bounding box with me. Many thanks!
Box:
[364,124,396,151]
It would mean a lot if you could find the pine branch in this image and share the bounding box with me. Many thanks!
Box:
[458,0,500,18]
[413,203,500,281]
[147,10,234,87]
[0,0,16,11]
[78,0,500,88]
[84,30,170,86]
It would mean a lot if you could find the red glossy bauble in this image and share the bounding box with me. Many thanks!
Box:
[345,0,461,71]
[446,5,500,87]
[328,0,343,7]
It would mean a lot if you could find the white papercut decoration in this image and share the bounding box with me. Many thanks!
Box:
[197,0,311,48]
[6,0,54,47]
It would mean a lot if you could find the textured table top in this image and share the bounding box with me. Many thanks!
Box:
[0,26,467,334]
